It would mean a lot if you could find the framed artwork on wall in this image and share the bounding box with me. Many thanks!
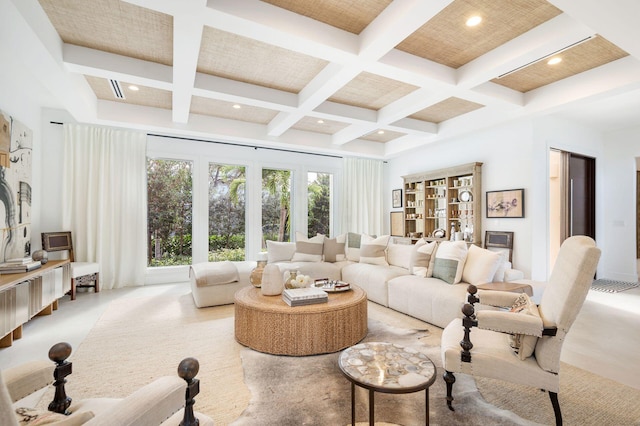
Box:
[390,211,404,237]
[392,188,402,209]
[486,188,524,218]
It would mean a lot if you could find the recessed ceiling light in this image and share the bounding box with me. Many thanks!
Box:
[377,130,385,135]
[466,16,482,27]
[232,104,241,109]
[128,85,139,91]
[547,57,562,65]
[317,119,324,124]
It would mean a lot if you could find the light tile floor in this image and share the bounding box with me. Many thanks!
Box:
[1,282,639,391]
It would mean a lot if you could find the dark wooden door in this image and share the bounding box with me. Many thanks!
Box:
[568,154,595,239]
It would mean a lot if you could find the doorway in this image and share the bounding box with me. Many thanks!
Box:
[549,149,596,270]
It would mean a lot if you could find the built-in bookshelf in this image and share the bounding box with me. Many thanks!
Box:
[402,162,482,245]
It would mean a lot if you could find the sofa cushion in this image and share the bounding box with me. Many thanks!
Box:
[291,232,324,262]
[410,240,437,277]
[189,261,238,287]
[266,241,296,263]
[359,235,390,266]
[323,234,346,262]
[432,241,468,284]
[341,262,408,306]
[273,261,345,281]
[386,241,413,269]
[462,245,502,286]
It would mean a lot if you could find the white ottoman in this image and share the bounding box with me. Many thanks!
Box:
[189,261,256,308]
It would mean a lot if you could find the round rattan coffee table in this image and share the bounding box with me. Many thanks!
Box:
[234,285,367,356]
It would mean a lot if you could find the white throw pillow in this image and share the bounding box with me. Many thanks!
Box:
[491,250,511,282]
[410,240,438,277]
[359,235,390,266]
[291,232,325,262]
[266,240,296,263]
[462,245,502,286]
[345,232,363,262]
[431,241,468,284]
[386,241,413,269]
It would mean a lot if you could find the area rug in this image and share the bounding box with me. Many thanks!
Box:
[591,279,639,293]
[39,293,640,425]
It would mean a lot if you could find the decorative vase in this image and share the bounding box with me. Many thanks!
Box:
[249,260,267,288]
[284,270,298,289]
[261,264,284,296]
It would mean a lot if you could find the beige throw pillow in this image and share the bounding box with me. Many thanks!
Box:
[386,241,413,269]
[291,232,325,262]
[509,293,541,360]
[323,234,346,262]
[432,241,468,284]
[462,245,502,286]
[410,240,437,277]
[359,235,390,266]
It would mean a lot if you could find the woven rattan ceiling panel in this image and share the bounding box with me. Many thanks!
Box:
[410,97,484,123]
[396,0,562,69]
[492,36,629,93]
[291,117,350,135]
[261,0,392,34]
[190,97,279,124]
[38,0,173,66]
[198,27,328,94]
[361,129,406,143]
[328,72,418,110]
[85,76,171,109]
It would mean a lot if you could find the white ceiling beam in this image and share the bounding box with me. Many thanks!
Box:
[171,17,203,123]
[388,118,437,135]
[63,45,173,90]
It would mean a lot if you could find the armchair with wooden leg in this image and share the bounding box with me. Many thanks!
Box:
[441,235,600,426]
[42,232,99,300]
[0,342,214,425]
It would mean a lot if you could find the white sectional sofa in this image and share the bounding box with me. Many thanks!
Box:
[189,232,527,329]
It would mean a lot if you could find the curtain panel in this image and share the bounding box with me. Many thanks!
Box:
[62,124,147,289]
[340,157,384,236]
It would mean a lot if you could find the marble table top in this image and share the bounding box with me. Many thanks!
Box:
[338,341,436,393]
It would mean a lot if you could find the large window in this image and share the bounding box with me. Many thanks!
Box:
[208,163,246,261]
[308,172,333,237]
[147,159,193,266]
[262,168,292,246]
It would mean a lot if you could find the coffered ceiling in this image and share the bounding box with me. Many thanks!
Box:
[12,0,640,158]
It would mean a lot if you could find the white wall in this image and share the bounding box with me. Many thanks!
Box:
[601,125,640,281]
[386,119,537,278]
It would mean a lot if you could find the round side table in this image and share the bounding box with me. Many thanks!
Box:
[338,341,436,425]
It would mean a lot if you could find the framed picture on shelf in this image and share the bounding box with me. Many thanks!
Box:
[486,188,524,218]
[392,188,402,209]
[390,211,404,237]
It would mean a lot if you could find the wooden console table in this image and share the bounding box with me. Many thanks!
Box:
[0,259,71,347]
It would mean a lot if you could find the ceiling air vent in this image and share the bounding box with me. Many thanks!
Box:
[109,79,125,99]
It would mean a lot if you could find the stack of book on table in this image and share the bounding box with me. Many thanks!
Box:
[0,257,41,274]
[282,287,328,307]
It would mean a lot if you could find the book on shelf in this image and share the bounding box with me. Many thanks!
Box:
[0,260,42,273]
[5,256,34,265]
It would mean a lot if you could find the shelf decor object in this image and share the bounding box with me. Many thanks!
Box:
[486,188,525,218]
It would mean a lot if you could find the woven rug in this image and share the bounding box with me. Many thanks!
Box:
[38,293,640,425]
[591,279,640,293]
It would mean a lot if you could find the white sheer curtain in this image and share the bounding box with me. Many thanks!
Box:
[62,124,147,289]
[340,157,384,235]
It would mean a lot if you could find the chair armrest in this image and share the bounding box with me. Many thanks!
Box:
[476,310,543,337]
[504,268,525,282]
[3,360,53,403]
[476,290,521,308]
[85,376,186,426]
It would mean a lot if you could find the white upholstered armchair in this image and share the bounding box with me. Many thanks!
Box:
[0,342,213,425]
[441,235,601,426]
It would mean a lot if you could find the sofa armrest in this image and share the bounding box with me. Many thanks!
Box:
[504,268,525,282]
[476,310,543,337]
[3,360,53,403]
[85,376,186,426]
